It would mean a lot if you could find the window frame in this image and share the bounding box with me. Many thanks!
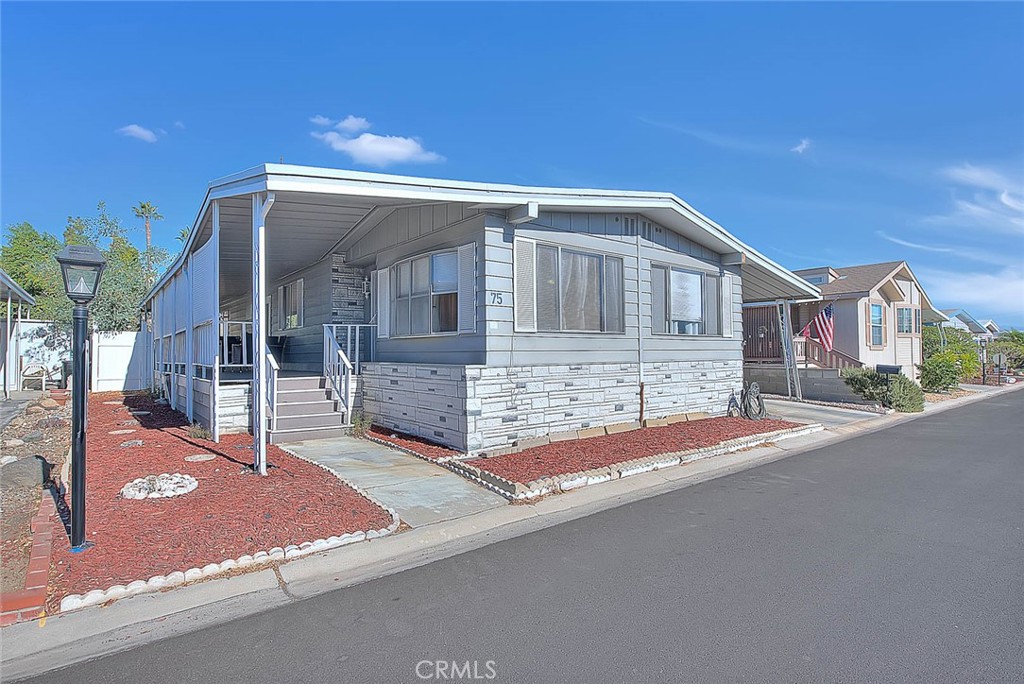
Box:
[390,248,462,339]
[279,278,304,331]
[532,241,625,335]
[869,302,885,348]
[914,308,922,334]
[651,262,725,337]
[896,306,914,335]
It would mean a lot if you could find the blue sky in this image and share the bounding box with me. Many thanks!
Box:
[3,2,1022,325]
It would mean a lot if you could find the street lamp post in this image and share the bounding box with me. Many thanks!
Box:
[55,244,106,551]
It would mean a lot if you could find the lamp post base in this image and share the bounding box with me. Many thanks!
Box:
[69,540,94,553]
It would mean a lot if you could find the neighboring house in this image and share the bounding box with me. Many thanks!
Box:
[140,164,817,457]
[744,261,945,383]
[980,319,1001,338]
[940,308,994,342]
[1,268,36,399]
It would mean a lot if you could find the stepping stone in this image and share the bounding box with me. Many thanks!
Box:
[184,454,216,463]
[39,398,60,410]
[26,406,44,414]
[4,439,25,448]
[1,455,17,466]
[129,410,151,416]
[103,401,122,405]
[23,430,44,443]
[109,429,136,435]
[120,440,144,448]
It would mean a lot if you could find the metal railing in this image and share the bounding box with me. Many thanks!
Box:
[266,348,280,432]
[323,327,353,417]
[220,320,253,368]
[323,324,377,374]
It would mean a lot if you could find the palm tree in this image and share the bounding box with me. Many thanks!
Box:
[132,201,163,279]
[176,226,190,243]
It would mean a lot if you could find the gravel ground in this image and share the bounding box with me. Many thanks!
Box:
[0,399,70,593]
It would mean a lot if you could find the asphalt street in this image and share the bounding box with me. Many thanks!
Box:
[19,390,1024,684]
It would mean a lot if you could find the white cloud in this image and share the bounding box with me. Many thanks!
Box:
[310,115,443,166]
[875,230,1018,267]
[336,115,370,133]
[876,230,954,253]
[312,130,443,166]
[117,124,158,143]
[791,138,812,154]
[637,117,775,154]
[173,120,186,130]
[942,163,1014,193]
[917,266,1024,324]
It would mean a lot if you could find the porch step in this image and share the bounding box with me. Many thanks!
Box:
[269,425,351,444]
[276,375,327,391]
[275,387,333,403]
[273,411,348,432]
[275,399,339,418]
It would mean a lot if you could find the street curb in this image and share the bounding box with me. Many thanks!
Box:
[440,424,824,500]
[56,446,402,615]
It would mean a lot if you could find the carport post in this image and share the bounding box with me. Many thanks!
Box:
[251,192,274,475]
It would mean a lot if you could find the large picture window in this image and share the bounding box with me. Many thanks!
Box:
[533,244,624,333]
[652,265,722,335]
[392,251,459,336]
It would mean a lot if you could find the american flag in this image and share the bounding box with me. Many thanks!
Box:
[811,303,835,352]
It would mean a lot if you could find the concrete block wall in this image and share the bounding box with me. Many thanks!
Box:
[361,360,742,454]
[361,363,468,449]
[743,365,870,404]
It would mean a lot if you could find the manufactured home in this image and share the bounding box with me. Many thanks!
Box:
[142,164,818,465]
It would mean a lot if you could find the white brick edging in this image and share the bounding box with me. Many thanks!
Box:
[59,450,401,614]
[442,423,824,501]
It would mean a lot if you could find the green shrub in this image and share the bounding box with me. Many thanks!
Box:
[933,349,980,381]
[841,367,924,412]
[918,356,959,392]
[841,367,889,403]
[888,374,925,412]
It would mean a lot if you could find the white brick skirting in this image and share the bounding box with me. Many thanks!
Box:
[361,360,743,455]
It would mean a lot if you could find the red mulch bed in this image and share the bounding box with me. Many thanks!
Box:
[368,425,459,461]
[46,393,392,610]
[471,418,803,485]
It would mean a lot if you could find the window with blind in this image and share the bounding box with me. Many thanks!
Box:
[897,307,913,334]
[532,244,624,333]
[392,251,460,336]
[870,303,884,346]
[651,265,724,335]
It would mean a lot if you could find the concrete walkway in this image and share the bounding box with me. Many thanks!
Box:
[281,435,505,527]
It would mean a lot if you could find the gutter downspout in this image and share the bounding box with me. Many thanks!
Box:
[636,230,645,424]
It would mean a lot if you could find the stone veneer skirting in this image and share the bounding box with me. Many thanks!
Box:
[361,360,743,454]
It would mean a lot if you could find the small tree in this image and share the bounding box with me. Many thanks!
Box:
[918,356,959,392]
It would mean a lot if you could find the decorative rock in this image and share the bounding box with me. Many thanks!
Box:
[37,416,66,429]
[39,398,60,410]
[184,453,216,463]
[104,585,128,601]
[165,571,186,586]
[1,455,16,466]
[120,473,198,499]
[125,580,148,595]
[25,405,44,414]
[252,551,269,563]
[220,559,238,571]
[3,439,24,448]
[102,401,122,405]
[236,555,255,567]
[61,595,84,611]
[147,575,171,589]
[120,439,145,448]
[22,430,44,443]
[200,563,221,577]
[109,429,136,435]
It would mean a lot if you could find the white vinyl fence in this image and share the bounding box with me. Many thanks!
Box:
[90,330,151,392]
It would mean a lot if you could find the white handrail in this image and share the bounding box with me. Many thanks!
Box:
[266,348,280,432]
[322,324,377,374]
[323,327,353,416]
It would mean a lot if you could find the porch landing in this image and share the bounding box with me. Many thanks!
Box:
[281,436,505,527]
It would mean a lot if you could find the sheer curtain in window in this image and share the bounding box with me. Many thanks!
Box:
[560,251,602,331]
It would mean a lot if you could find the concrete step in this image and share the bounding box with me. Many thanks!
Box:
[276,376,327,391]
[275,399,339,417]
[269,425,351,444]
[273,412,348,431]
[275,387,333,403]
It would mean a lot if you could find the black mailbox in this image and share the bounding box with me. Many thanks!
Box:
[876,364,902,375]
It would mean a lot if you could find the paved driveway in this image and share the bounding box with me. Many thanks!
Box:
[765,398,883,430]
[281,436,505,527]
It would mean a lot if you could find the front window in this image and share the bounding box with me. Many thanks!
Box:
[897,307,913,334]
[534,244,624,333]
[652,265,723,335]
[280,279,303,330]
[914,308,921,334]
[870,304,884,346]
[392,252,459,336]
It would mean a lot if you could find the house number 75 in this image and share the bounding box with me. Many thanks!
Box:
[490,292,504,305]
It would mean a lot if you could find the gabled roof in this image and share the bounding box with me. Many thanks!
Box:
[0,268,35,306]
[794,261,905,297]
[940,308,988,334]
